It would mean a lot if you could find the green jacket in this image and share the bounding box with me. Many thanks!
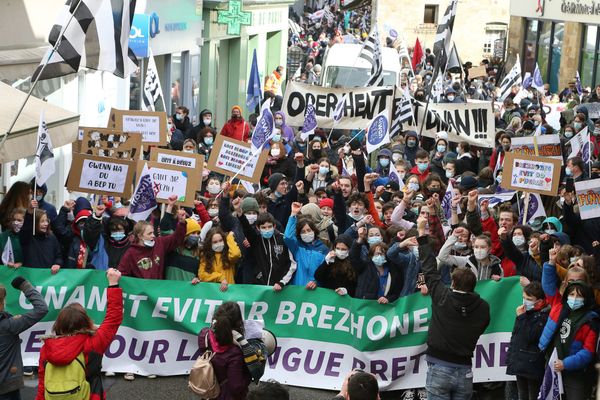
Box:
[0,230,23,264]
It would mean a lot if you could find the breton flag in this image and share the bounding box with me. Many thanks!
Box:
[498,55,522,101]
[300,99,318,140]
[358,26,384,87]
[431,74,444,102]
[537,349,563,400]
[518,193,546,224]
[398,41,410,62]
[366,109,390,154]
[432,0,458,77]
[332,94,348,124]
[128,163,158,222]
[142,49,165,112]
[1,239,14,265]
[35,111,55,186]
[32,0,138,81]
[390,88,413,138]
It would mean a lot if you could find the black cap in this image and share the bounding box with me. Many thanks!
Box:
[459,176,478,191]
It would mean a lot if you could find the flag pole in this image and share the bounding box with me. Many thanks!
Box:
[0,0,85,153]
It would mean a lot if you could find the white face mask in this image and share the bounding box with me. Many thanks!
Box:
[207,183,221,195]
[143,239,155,248]
[203,118,212,126]
[271,147,281,157]
[301,232,315,243]
[245,214,258,225]
[212,242,225,252]
[335,249,349,259]
[208,208,219,217]
[512,236,526,247]
[474,248,489,260]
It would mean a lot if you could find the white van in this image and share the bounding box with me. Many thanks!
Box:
[320,43,400,87]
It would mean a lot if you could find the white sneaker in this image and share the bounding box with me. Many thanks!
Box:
[417,388,427,400]
[147,374,157,379]
[123,372,135,381]
[105,371,116,377]
[401,389,415,400]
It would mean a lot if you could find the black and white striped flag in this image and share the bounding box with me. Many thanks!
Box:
[33,0,138,81]
[498,55,522,101]
[142,50,165,112]
[359,26,384,87]
[390,89,413,138]
[432,0,458,76]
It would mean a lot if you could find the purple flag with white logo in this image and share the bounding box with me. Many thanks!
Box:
[301,100,318,140]
[128,163,158,222]
[537,349,563,400]
[441,179,455,220]
[251,101,275,152]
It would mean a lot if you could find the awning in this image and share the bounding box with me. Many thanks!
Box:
[0,81,80,163]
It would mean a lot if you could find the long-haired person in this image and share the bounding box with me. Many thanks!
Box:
[197,302,251,400]
[35,268,123,400]
[192,227,241,291]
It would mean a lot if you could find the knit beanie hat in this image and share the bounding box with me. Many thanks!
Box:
[186,218,201,236]
[319,198,334,209]
[268,173,286,192]
[241,197,260,213]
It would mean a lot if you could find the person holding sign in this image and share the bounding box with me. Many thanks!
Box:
[118,195,187,280]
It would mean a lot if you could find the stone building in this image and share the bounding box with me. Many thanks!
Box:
[373,0,510,69]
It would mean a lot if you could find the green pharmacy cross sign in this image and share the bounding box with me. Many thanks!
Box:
[217,0,252,36]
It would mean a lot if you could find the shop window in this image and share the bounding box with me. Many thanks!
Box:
[548,22,564,93]
[523,20,540,74]
[424,5,438,24]
[170,52,183,113]
[129,62,142,110]
[580,25,598,88]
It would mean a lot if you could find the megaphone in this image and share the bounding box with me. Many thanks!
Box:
[262,329,277,356]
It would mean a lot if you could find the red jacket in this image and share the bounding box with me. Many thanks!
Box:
[118,221,186,279]
[36,287,123,400]
[482,216,516,277]
[408,165,431,183]
[220,118,250,142]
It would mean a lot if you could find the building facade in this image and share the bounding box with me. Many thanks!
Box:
[509,0,600,92]
[374,0,510,69]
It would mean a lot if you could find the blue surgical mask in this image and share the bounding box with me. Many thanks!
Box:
[565,130,574,138]
[574,122,583,131]
[372,255,386,266]
[274,191,283,198]
[36,195,43,202]
[436,145,446,153]
[368,236,382,246]
[417,162,429,172]
[567,296,585,310]
[565,167,572,176]
[406,140,416,148]
[319,166,329,175]
[523,298,536,311]
[186,235,200,248]
[204,137,214,146]
[175,114,184,121]
[412,246,419,258]
[143,239,155,247]
[408,182,419,192]
[111,232,126,241]
[272,134,282,142]
[260,229,275,239]
[379,158,390,167]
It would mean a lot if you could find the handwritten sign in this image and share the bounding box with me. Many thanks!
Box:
[150,147,204,171]
[501,153,562,196]
[137,162,199,207]
[207,135,269,184]
[66,154,136,197]
[509,134,563,164]
[575,179,600,220]
[109,108,168,146]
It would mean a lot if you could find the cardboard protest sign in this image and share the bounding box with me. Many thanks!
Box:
[575,179,600,220]
[404,100,495,148]
[109,108,168,146]
[137,162,199,207]
[501,153,562,196]
[469,65,487,78]
[510,134,563,163]
[281,81,395,130]
[66,154,136,197]
[207,135,269,184]
[150,147,204,171]
[80,128,142,160]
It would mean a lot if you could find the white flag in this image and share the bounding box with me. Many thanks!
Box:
[240,180,256,194]
[366,109,391,154]
[1,239,14,265]
[142,49,165,112]
[35,110,55,186]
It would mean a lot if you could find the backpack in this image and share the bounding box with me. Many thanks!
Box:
[188,333,220,398]
[44,352,90,400]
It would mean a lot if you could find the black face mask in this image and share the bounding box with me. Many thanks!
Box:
[428,188,441,194]
[380,191,392,203]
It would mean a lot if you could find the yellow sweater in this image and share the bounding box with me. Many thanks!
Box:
[198,233,241,284]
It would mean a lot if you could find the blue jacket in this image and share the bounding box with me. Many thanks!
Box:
[506,305,549,380]
[387,242,421,297]
[284,216,328,286]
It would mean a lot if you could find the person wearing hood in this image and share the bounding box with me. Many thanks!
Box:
[300,203,337,247]
[261,143,297,189]
[540,248,599,400]
[173,106,192,135]
[167,116,185,151]
[35,268,122,400]
[0,277,48,400]
[274,111,295,144]
[52,197,92,263]
[83,207,132,271]
[403,131,422,167]
[441,87,461,103]
[196,127,216,159]
[220,106,250,142]
[417,216,490,400]
[118,196,187,279]
[315,234,357,297]
[372,148,392,187]
[19,199,62,272]
[188,109,214,140]
[31,182,58,223]
[283,202,329,288]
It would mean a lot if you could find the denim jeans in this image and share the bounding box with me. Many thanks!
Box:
[426,362,473,400]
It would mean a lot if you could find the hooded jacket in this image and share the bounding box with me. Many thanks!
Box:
[19,212,63,268]
[34,183,58,223]
[188,109,214,141]
[0,281,48,395]
[419,235,490,366]
[35,287,122,400]
[283,216,329,286]
[118,221,186,279]
[220,107,250,142]
[403,131,421,166]
[274,111,295,143]
[197,328,251,400]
